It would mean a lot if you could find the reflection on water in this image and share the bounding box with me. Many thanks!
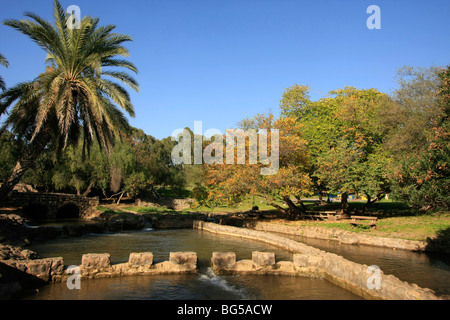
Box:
[25,229,362,300]
[278,233,450,296]
[25,270,362,300]
[25,228,450,300]
[28,229,295,266]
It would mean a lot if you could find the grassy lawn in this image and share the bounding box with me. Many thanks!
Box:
[273,213,450,242]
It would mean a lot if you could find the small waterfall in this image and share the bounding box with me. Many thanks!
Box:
[198,268,253,300]
[142,219,154,232]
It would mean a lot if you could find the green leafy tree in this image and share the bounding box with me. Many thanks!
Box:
[50,139,110,196]
[279,84,312,119]
[0,0,139,200]
[395,67,450,210]
[0,131,18,181]
[302,87,395,214]
[387,66,442,159]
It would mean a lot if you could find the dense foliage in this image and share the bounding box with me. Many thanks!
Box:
[0,1,448,215]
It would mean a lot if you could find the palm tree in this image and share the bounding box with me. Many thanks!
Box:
[0,0,139,199]
[0,53,9,91]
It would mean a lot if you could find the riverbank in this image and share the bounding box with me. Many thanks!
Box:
[119,200,450,240]
[195,221,441,300]
[1,203,449,299]
[247,220,449,253]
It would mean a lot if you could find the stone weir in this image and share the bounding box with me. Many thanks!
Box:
[0,251,198,286]
[194,221,441,300]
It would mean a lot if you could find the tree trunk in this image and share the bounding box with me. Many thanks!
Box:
[294,196,307,215]
[116,191,125,205]
[82,180,95,197]
[361,192,385,214]
[341,192,350,216]
[0,161,33,201]
[0,133,49,201]
[283,196,303,220]
[362,194,372,214]
[269,202,290,217]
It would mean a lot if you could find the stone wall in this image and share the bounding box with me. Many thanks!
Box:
[211,251,299,277]
[249,221,429,252]
[2,251,198,281]
[0,251,198,298]
[194,221,440,300]
[1,257,64,283]
[135,197,194,211]
[3,191,99,220]
[75,252,197,280]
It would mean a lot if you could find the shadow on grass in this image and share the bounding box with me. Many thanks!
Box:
[426,227,450,254]
[303,200,421,218]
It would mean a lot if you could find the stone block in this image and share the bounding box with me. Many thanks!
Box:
[211,252,236,269]
[307,255,323,267]
[293,254,308,267]
[14,257,65,282]
[128,252,153,267]
[252,251,275,267]
[26,259,52,276]
[169,252,197,266]
[81,253,111,269]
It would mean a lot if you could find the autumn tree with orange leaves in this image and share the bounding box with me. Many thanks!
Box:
[199,115,312,219]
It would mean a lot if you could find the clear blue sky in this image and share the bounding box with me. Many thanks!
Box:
[1,0,449,139]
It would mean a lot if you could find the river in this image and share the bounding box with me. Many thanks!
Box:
[23,227,450,300]
[24,228,362,300]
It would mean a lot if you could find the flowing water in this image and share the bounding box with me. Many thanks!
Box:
[23,227,450,300]
[24,229,362,300]
[276,233,450,297]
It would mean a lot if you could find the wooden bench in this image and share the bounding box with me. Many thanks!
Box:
[349,216,378,229]
[305,213,326,221]
[305,211,340,221]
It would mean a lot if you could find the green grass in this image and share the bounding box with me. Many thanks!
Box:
[122,206,175,214]
[156,187,192,198]
[279,213,450,241]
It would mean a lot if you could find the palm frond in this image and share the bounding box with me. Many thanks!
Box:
[0,53,9,91]
[0,54,9,68]
[2,0,139,156]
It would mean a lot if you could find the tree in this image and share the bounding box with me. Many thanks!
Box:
[394,66,450,210]
[201,114,312,219]
[0,131,18,181]
[302,87,395,214]
[0,0,139,200]
[386,66,442,159]
[279,84,312,119]
[51,139,110,196]
[0,53,8,91]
